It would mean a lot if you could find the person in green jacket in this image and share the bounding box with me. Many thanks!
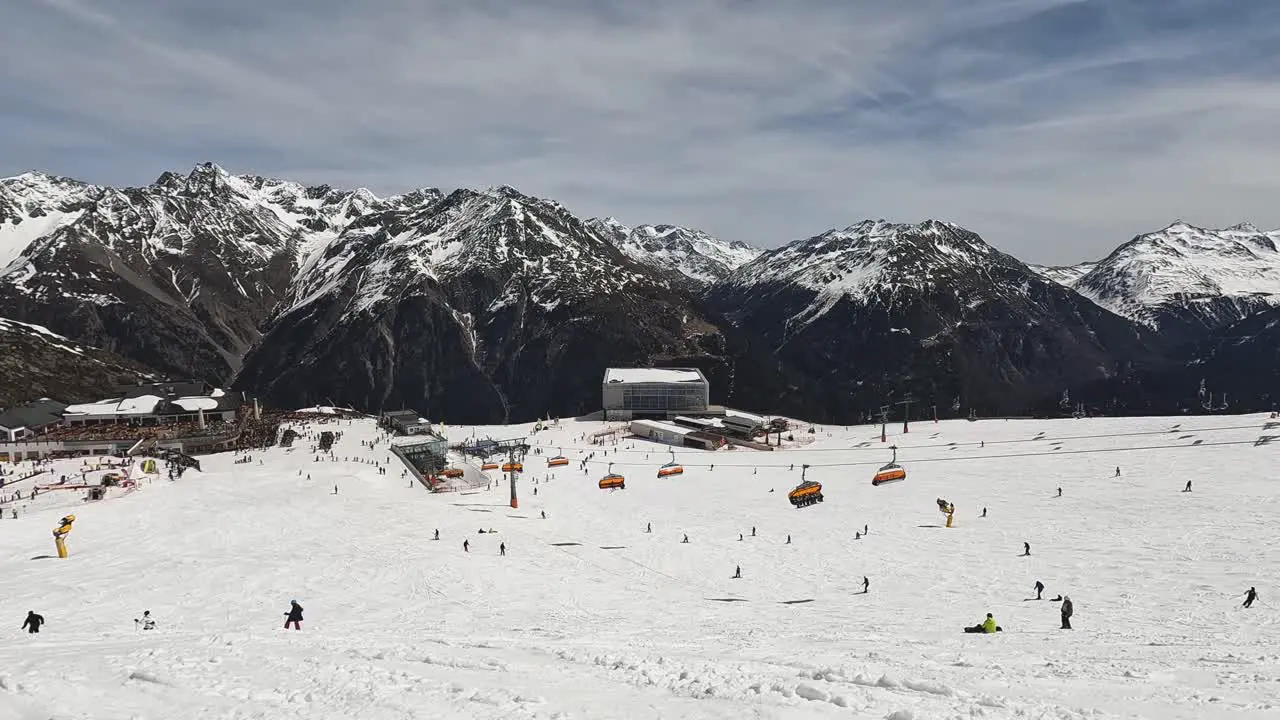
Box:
[964,613,1001,633]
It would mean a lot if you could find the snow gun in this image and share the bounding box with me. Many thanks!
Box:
[53,514,75,558]
[936,498,955,528]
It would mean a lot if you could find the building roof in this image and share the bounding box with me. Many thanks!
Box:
[116,381,210,399]
[65,395,165,417]
[725,409,768,425]
[630,419,695,436]
[0,399,67,430]
[604,368,706,385]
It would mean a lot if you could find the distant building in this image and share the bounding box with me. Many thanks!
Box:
[629,419,722,450]
[380,410,436,435]
[0,399,68,441]
[602,368,709,421]
[63,388,244,427]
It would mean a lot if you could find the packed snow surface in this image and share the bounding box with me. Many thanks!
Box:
[2,413,1278,719]
[604,368,704,384]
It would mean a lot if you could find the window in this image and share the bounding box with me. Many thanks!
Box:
[620,383,706,412]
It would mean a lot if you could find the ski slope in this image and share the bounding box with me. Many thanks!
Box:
[2,414,1278,719]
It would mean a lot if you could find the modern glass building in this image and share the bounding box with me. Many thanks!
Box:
[602,368,710,420]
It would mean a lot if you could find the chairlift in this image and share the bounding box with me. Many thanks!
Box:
[657,449,683,478]
[502,461,523,473]
[599,462,626,490]
[548,448,569,468]
[481,462,500,471]
[788,464,823,507]
[872,445,906,486]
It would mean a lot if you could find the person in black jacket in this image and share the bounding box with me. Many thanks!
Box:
[1034,581,1045,600]
[284,600,303,630]
[22,611,44,634]
[1060,595,1073,629]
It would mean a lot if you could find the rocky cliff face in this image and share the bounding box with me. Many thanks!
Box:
[0,318,158,407]
[234,187,725,423]
[587,217,761,287]
[705,220,1157,421]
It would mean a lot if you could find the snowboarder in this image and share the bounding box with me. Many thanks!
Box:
[1060,595,1073,629]
[22,610,44,634]
[499,542,506,556]
[463,539,470,552]
[284,601,303,631]
[863,576,869,593]
[1022,542,1031,557]
[732,565,741,579]
[1183,480,1192,493]
[963,613,1000,634]
[135,611,156,630]
[1244,587,1259,609]
[855,531,861,540]
[1034,581,1045,600]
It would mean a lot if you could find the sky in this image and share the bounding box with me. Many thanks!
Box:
[4,0,1280,265]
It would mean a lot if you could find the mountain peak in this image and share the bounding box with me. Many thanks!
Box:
[1226,222,1260,233]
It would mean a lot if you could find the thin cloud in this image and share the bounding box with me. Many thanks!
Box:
[4,0,1280,264]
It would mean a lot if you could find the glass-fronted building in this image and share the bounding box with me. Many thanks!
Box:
[602,368,710,420]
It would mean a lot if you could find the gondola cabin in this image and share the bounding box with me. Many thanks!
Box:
[872,464,906,486]
[501,462,523,473]
[787,480,823,507]
[656,463,683,478]
[441,468,464,479]
[481,462,500,471]
[547,456,569,468]
[599,473,626,490]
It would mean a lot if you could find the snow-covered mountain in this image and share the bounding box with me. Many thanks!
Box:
[235,187,726,422]
[0,317,157,406]
[1070,221,1280,337]
[0,163,433,383]
[1027,262,1097,287]
[705,219,1155,419]
[586,217,761,285]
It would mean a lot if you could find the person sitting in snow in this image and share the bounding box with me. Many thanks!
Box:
[964,613,1000,633]
[135,611,156,630]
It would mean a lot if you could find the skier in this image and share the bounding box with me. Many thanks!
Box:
[732,565,742,579]
[681,533,689,544]
[463,539,470,552]
[1115,466,1121,477]
[1243,587,1259,609]
[786,534,791,544]
[1022,542,1031,557]
[863,576,869,593]
[646,522,652,533]
[1060,595,1073,629]
[433,529,440,541]
[541,510,547,519]
[284,601,303,631]
[22,610,44,634]
[1183,480,1192,493]
[1034,581,1045,600]
[333,485,338,495]
[963,613,1000,634]
[855,531,861,540]
[864,524,868,535]
[1056,487,1062,497]
[499,542,506,557]
[135,611,156,630]
[751,526,756,537]
[981,507,988,518]
[738,533,743,541]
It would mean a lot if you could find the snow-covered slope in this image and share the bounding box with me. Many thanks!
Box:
[1028,262,1097,287]
[2,413,1276,718]
[587,217,761,285]
[1072,221,1280,334]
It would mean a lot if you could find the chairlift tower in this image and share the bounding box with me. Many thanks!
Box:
[892,397,916,434]
[507,447,519,509]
